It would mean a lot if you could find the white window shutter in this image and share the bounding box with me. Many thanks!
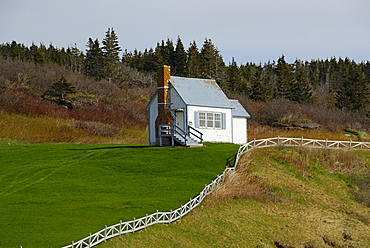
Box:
[222,113,226,129]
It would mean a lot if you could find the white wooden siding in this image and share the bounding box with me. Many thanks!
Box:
[232,117,248,144]
[148,94,158,146]
[187,105,232,143]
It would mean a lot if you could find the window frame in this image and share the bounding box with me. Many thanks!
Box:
[197,111,223,129]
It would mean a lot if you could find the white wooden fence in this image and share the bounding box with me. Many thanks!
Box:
[61,137,370,248]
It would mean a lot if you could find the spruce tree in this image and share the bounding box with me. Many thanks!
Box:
[102,27,122,82]
[141,48,157,72]
[84,38,105,80]
[28,43,45,65]
[226,58,242,92]
[292,64,313,103]
[186,41,202,78]
[42,76,77,109]
[335,63,369,111]
[200,38,225,80]
[173,36,187,76]
[274,55,295,100]
[50,76,76,101]
[164,38,175,68]
[69,43,84,73]
[249,67,270,102]
[154,41,166,69]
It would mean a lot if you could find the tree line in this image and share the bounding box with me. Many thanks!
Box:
[1,27,369,112]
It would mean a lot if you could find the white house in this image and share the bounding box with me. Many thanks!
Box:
[147,65,250,146]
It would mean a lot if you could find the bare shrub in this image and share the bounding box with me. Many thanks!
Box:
[0,57,151,129]
[300,104,370,133]
[120,64,155,87]
[253,99,304,127]
[232,91,370,133]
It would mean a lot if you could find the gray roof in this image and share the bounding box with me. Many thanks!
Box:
[229,99,250,118]
[169,76,231,108]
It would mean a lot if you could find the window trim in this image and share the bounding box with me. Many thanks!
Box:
[196,111,225,129]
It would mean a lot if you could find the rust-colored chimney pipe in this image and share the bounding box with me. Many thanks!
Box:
[155,65,173,138]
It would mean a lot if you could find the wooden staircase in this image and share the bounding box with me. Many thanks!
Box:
[158,124,203,147]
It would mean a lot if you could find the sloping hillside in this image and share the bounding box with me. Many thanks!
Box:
[100,146,370,248]
[0,58,154,144]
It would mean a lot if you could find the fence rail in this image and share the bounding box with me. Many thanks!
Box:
[61,137,370,248]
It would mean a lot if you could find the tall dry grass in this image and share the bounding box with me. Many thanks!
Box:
[212,146,369,206]
[210,150,286,203]
[248,121,352,141]
[0,114,147,144]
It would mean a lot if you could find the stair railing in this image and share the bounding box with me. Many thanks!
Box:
[158,124,203,146]
[173,125,188,146]
[158,124,188,146]
[188,126,203,143]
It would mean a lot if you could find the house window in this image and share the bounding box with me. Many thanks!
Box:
[197,111,224,129]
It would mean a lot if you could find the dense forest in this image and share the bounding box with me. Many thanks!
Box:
[1,27,370,136]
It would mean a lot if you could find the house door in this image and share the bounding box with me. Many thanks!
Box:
[175,111,185,131]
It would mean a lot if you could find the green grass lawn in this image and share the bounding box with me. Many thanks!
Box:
[0,142,238,248]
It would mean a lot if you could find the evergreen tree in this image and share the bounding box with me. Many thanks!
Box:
[42,76,77,109]
[84,38,105,80]
[28,43,45,65]
[249,66,270,102]
[200,38,225,80]
[154,41,166,68]
[186,41,202,78]
[8,41,27,60]
[141,48,157,72]
[274,55,295,100]
[164,38,176,68]
[292,65,313,103]
[335,63,369,111]
[153,39,175,69]
[102,27,122,82]
[225,58,242,92]
[50,76,77,100]
[47,43,60,64]
[173,36,187,76]
[69,43,84,73]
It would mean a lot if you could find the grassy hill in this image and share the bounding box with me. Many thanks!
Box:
[0,142,238,247]
[99,146,370,248]
[1,57,370,248]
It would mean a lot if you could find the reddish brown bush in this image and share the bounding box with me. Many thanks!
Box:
[0,89,70,117]
[232,93,370,133]
[0,57,153,129]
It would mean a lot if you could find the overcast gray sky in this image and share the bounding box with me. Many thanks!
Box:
[1,0,369,65]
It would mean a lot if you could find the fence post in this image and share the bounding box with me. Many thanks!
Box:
[325,139,328,149]
[301,137,303,146]
[88,233,92,247]
[104,225,107,242]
